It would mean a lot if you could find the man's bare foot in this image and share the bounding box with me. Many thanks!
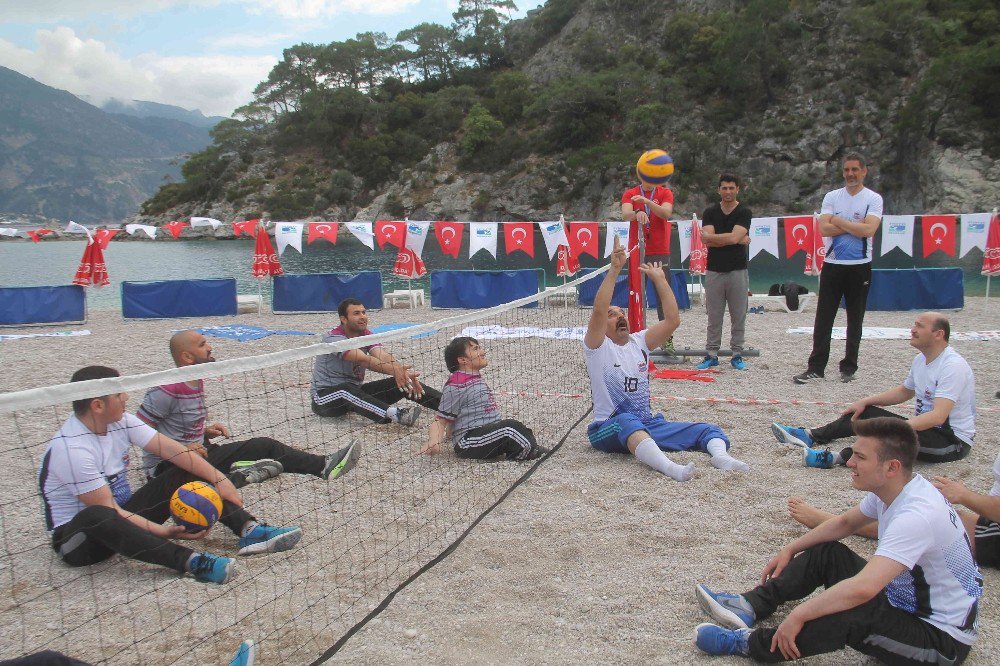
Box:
[419,441,442,455]
[787,496,834,529]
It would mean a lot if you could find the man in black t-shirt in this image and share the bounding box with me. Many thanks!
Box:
[698,174,752,371]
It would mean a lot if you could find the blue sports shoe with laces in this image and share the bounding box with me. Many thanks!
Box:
[188,553,236,584]
[771,422,813,448]
[228,640,256,666]
[730,355,748,371]
[804,447,836,469]
[696,356,720,370]
[695,584,755,629]
[694,623,751,656]
[238,524,302,556]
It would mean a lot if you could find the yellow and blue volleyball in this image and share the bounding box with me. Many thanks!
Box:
[170,481,223,532]
[636,149,675,185]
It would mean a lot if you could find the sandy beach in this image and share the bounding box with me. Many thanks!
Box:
[0,294,996,665]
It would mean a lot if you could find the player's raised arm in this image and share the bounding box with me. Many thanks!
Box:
[584,236,627,349]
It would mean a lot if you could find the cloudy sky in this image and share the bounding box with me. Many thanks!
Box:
[0,0,529,118]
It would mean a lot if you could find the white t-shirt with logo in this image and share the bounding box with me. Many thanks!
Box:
[583,331,652,423]
[903,346,976,445]
[39,413,157,531]
[821,186,883,264]
[860,474,982,645]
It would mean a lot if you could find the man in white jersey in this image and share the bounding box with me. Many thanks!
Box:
[794,152,883,384]
[774,312,974,466]
[694,417,982,663]
[582,237,748,480]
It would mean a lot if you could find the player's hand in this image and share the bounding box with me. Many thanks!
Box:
[761,549,792,585]
[631,195,649,206]
[844,400,867,421]
[204,423,231,440]
[932,476,969,505]
[163,524,208,540]
[638,261,667,283]
[214,477,242,508]
[771,612,804,660]
[739,235,751,246]
[635,210,650,227]
[609,235,627,272]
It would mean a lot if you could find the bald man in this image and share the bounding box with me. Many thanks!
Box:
[773,312,975,467]
[137,330,360,485]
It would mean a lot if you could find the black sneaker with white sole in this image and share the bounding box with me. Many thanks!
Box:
[793,370,823,384]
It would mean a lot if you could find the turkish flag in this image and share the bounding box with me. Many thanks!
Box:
[555,245,580,276]
[26,228,55,243]
[435,221,463,258]
[307,222,339,245]
[921,215,957,257]
[163,221,189,239]
[504,222,534,258]
[393,247,427,278]
[94,228,121,249]
[783,216,813,258]
[232,219,258,238]
[375,220,405,249]
[568,222,599,260]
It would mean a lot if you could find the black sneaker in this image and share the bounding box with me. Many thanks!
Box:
[793,370,823,384]
[840,372,856,383]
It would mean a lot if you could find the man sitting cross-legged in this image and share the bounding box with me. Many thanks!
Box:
[772,311,975,468]
[694,417,982,664]
[311,298,442,426]
[582,237,748,480]
[138,330,360,485]
[39,366,304,585]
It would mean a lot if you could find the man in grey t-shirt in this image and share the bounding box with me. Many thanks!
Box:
[311,298,442,426]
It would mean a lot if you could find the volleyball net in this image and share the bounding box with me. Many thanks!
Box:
[0,270,605,664]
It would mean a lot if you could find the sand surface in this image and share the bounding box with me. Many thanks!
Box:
[0,295,996,665]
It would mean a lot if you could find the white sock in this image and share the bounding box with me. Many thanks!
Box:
[386,406,399,422]
[634,438,694,481]
[706,438,750,472]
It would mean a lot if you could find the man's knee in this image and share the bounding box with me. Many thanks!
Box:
[75,505,117,529]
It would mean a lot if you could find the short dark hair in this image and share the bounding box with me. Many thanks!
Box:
[719,174,740,187]
[444,336,477,373]
[930,315,950,341]
[853,417,918,470]
[843,152,867,168]
[70,365,120,415]
[338,298,364,319]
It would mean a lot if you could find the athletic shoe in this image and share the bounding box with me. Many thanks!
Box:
[730,355,748,371]
[230,459,283,485]
[188,553,236,584]
[770,422,813,448]
[238,524,302,556]
[229,640,256,666]
[396,405,421,426]
[663,337,676,355]
[524,444,551,461]
[696,356,719,370]
[694,623,751,657]
[695,584,755,629]
[323,439,361,480]
[803,447,836,469]
[840,371,856,383]
[793,370,822,384]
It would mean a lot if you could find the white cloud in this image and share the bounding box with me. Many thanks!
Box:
[0,27,275,116]
[2,1,208,23]
[248,0,420,19]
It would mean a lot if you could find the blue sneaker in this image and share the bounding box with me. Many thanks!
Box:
[771,422,813,448]
[694,623,751,656]
[188,553,236,584]
[696,356,719,370]
[804,447,836,469]
[730,355,748,371]
[229,640,256,666]
[695,584,755,629]
[238,524,302,556]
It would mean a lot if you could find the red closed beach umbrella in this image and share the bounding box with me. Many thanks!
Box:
[251,222,283,278]
[983,212,1000,308]
[73,237,109,288]
[689,218,707,276]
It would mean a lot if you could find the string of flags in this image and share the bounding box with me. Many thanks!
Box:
[1,211,997,279]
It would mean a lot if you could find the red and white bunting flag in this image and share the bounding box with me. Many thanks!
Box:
[435,221,463,258]
[783,215,813,258]
[503,222,534,258]
[567,222,599,260]
[125,224,157,239]
[469,222,498,258]
[538,219,569,260]
[404,221,430,255]
[275,222,304,255]
[375,220,405,249]
[307,222,338,245]
[555,244,580,277]
[982,213,1000,276]
[921,215,957,257]
[880,215,915,257]
[604,221,630,257]
[232,219,258,238]
[345,222,374,250]
[190,217,222,229]
[960,213,992,258]
[94,228,121,250]
[27,228,55,243]
[749,217,779,260]
[162,221,188,239]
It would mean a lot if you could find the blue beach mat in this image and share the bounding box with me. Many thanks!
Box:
[370,323,433,339]
[194,325,316,342]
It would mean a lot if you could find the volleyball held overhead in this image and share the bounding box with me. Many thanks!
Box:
[636,149,675,185]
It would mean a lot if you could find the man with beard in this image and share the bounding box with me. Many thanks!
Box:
[137,330,360,485]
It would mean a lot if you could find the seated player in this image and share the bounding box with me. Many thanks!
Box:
[772,311,974,467]
[694,418,982,663]
[311,298,442,426]
[582,237,748,480]
[39,366,303,586]
[420,337,548,460]
[139,330,360,484]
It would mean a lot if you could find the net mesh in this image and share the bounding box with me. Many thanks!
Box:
[0,272,602,664]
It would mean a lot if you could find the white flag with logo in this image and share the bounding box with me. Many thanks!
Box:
[469,222,498,258]
[677,219,694,262]
[604,221,630,257]
[190,217,222,229]
[346,222,375,250]
[960,213,991,258]
[538,218,569,259]
[880,215,915,257]
[748,217,779,259]
[65,221,92,241]
[125,223,158,239]
[0,227,18,237]
[275,222,304,256]
[405,221,431,255]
